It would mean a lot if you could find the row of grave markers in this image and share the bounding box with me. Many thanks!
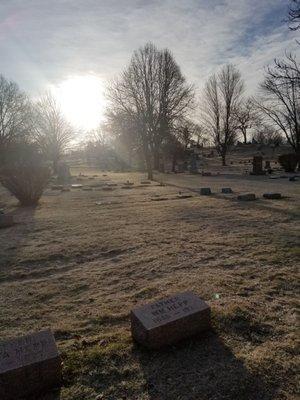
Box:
[0,292,210,399]
[199,187,282,200]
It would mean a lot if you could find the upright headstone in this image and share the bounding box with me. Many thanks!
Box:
[131,292,210,349]
[0,329,61,399]
[251,156,264,175]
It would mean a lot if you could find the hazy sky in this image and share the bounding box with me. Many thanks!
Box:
[0,0,298,127]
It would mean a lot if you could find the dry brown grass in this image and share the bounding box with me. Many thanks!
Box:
[0,166,299,400]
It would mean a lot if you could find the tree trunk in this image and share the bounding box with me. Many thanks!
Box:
[243,130,247,144]
[53,158,59,174]
[221,153,226,166]
[172,155,177,172]
[146,156,153,180]
[142,139,153,180]
[128,148,132,169]
[153,149,160,170]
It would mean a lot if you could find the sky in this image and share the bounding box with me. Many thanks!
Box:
[0,0,299,129]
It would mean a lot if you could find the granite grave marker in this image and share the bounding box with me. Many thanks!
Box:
[263,193,282,199]
[221,188,233,194]
[0,329,61,399]
[237,193,256,201]
[199,188,211,195]
[131,292,210,349]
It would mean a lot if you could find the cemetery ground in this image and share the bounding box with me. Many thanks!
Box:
[0,164,299,400]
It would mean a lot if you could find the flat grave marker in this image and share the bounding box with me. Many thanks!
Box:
[131,291,210,349]
[176,193,193,199]
[102,186,114,191]
[221,188,233,194]
[51,185,63,190]
[237,193,256,201]
[263,193,282,199]
[0,329,61,399]
[199,188,211,195]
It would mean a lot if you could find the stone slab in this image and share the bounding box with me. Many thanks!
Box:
[0,215,14,229]
[221,188,233,194]
[131,292,210,349]
[263,193,282,199]
[176,194,193,199]
[102,187,114,191]
[0,329,61,399]
[199,188,211,195]
[289,176,298,181]
[237,193,256,201]
[106,183,118,187]
[51,185,63,190]
[150,197,168,201]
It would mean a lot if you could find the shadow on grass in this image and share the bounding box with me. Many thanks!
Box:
[135,330,276,400]
[31,389,61,400]
[61,326,280,399]
[0,205,37,276]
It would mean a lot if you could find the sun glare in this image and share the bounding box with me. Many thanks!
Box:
[51,75,106,131]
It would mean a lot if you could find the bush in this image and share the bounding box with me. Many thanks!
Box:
[278,153,299,172]
[0,143,51,206]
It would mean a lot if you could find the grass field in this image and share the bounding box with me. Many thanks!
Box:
[0,167,299,400]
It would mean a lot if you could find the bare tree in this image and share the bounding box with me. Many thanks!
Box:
[32,92,74,172]
[154,49,194,168]
[175,119,205,148]
[254,54,300,154]
[287,0,300,30]
[107,43,194,179]
[107,43,158,179]
[252,123,283,146]
[234,98,256,144]
[0,75,31,155]
[202,64,244,165]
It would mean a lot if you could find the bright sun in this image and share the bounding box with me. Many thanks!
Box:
[51,75,106,131]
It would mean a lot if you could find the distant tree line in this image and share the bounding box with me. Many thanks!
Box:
[0,80,74,171]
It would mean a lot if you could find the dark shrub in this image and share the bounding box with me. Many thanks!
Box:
[0,143,51,206]
[278,153,299,172]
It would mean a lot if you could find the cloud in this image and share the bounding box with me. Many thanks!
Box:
[0,0,297,98]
